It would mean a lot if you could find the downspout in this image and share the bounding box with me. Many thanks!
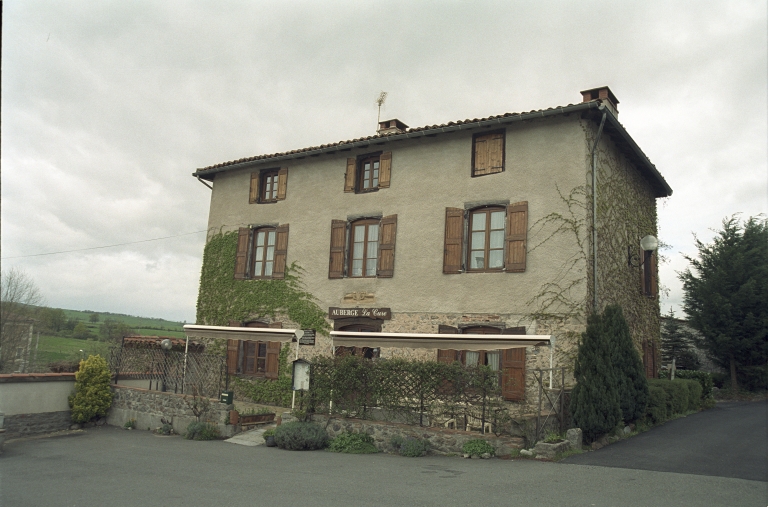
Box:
[591,106,607,314]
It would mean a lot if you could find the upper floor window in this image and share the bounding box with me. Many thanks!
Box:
[329,215,398,279]
[234,225,289,280]
[345,152,392,193]
[443,202,528,274]
[250,167,288,203]
[472,130,505,177]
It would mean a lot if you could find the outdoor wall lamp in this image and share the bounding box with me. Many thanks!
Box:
[627,235,658,268]
[160,339,173,351]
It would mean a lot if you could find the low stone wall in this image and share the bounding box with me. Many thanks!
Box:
[0,373,76,438]
[313,415,524,456]
[108,385,236,437]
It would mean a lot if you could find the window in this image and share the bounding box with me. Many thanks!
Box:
[472,130,505,177]
[226,321,282,378]
[443,202,528,274]
[468,208,506,272]
[329,215,397,279]
[437,325,526,401]
[234,225,289,280]
[249,167,288,203]
[344,152,392,193]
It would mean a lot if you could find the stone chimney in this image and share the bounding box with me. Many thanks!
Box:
[580,86,619,116]
[377,118,409,135]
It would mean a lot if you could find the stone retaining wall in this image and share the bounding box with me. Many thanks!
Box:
[0,373,76,438]
[4,411,72,439]
[313,414,525,456]
[108,385,236,437]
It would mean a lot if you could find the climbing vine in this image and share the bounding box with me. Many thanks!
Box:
[195,231,330,333]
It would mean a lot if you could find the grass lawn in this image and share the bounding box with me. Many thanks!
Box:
[34,335,112,364]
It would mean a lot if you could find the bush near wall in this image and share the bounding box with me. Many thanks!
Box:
[646,379,702,423]
[660,370,714,400]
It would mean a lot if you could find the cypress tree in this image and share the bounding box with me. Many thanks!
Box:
[570,312,622,443]
[605,304,649,423]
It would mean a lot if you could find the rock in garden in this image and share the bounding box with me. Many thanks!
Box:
[520,449,534,457]
[566,428,582,449]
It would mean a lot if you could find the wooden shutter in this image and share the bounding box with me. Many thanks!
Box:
[276,167,288,200]
[345,158,356,192]
[506,201,528,273]
[650,251,658,297]
[249,172,260,203]
[443,208,465,274]
[329,220,348,278]
[379,152,392,188]
[501,327,526,401]
[437,325,459,363]
[272,224,289,279]
[268,322,283,329]
[265,342,281,379]
[234,228,251,279]
[377,214,397,278]
[226,339,239,375]
[473,131,504,176]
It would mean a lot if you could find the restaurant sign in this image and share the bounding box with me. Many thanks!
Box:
[328,307,392,320]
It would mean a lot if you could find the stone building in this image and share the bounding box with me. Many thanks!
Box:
[191,86,672,412]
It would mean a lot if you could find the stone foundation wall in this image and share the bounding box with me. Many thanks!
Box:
[108,385,236,437]
[0,373,77,439]
[313,414,524,456]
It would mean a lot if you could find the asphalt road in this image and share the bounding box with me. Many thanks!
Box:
[1,416,766,507]
[562,400,768,482]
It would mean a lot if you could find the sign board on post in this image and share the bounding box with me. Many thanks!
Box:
[292,359,310,391]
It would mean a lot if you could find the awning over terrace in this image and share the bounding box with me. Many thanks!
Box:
[182,324,301,342]
[330,331,551,351]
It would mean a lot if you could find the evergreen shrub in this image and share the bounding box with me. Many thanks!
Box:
[184,421,221,440]
[570,313,622,443]
[683,379,702,410]
[660,370,714,400]
[604,305,649,423]
[646,385,668,424]
[274,421,329,450]
[399,437,430,457]
[649,379,690,415]
[68,355,113,423]
[328,431,378,454]
[462,439,495,456]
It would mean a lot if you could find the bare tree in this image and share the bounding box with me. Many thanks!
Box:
[0,268,44,373]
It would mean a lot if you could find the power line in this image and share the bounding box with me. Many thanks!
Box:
[1,230,207,260]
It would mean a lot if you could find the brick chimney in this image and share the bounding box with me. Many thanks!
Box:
[377,118,409,135]
[580,86,619,116]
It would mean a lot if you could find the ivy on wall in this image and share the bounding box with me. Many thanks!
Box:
[195,231,330,333]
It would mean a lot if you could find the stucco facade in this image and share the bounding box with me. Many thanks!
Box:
[193,87,671,410]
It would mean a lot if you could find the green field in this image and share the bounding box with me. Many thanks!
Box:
[34,335,112,364]
[60,309,185,331]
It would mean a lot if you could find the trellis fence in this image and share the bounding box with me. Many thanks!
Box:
[110,344,226,399]
[306,356,511,434]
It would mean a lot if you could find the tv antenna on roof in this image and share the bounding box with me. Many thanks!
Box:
[376,91,388,125]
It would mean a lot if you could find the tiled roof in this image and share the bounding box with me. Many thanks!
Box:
[193,100,672,197]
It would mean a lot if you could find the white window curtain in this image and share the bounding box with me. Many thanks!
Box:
[486,351,500,371]
[465,351,480,366]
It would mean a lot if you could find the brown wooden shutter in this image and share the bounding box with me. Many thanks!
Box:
[506,201,528,273]
[265,342,281,379]
[501,327,527,401]
[272,224,289,279]
[345,158,356,192]
[443,208,465,274]
[650,251,658,298]
[234,227,251,279]
[276,167,288,200]
[268,322,283,329]
[226,339,239,375]
[437,325,459,363]
[487,132,505,174]
[474,135,489,176]
[379,152,392,188]
[377,214,397,278]
[329,220,347,278]
[249,173,260,203]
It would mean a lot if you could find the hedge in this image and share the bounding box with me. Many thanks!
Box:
[646,379,702,423]
[659,370,714,400]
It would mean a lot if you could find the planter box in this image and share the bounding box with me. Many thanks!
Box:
[239,413,275,426]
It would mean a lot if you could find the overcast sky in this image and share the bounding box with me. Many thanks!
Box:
[2,1,766,323]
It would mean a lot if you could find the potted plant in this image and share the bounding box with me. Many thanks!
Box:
[263,428,276,447]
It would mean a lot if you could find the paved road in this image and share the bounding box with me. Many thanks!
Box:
[1,423,766,507]
[562,400,768,482]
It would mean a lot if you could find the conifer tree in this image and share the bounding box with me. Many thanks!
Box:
[605,305,649,423]
[660,310,701,371]
[570,312,622,442]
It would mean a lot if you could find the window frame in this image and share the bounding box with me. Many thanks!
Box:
[471,129,506,177]
[349,218,380,278]
[249,227,277,279]
[260,169,280,202]
[466,207,506,273]
[357,154,381,193]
